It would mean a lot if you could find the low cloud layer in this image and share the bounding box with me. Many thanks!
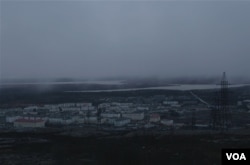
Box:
[1,1,250,79]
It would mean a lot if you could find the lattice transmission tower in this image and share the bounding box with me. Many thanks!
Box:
[211,72,231,130]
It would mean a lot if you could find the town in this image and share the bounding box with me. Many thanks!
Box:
[1,86,250,135]
[1,82,250,164]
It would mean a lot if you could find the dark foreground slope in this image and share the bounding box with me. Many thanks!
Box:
[1,132,250,165]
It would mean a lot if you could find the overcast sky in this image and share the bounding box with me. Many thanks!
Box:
[1,0,250,80]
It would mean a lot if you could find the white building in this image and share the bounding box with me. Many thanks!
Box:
[122,112,144,121]
[114,118,131,127]
[6,116,22,123]
[63,119,74,125]
[48,118,64,124]
[58,103,75,107]
[98,103,110,109]
[101,113,121,118]
[72,116,85,123]
[84,117,98,124]
[163,101,179,106]
[49,107,60,112]
[24,106,38,111]
[76,103,92,107]
[144,123,155,129]
[161,119,174,126]
[48,117,76,125]
[137,107,149,111]
[81,106,95,111]
[105,118,116,125]
[61,107,81,111]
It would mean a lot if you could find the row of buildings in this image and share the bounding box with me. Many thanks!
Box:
[2,101,178,129]
[2,96,249,130]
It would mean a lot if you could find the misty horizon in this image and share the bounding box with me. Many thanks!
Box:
[1,74,250,86]
[1,1,250,80]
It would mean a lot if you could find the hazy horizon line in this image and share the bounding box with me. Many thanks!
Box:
[1,74,250,84]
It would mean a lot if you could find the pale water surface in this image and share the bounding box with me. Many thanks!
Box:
[66,84,250,92]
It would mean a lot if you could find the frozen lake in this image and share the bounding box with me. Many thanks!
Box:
[66,84,250,92]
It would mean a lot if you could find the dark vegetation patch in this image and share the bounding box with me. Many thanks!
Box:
[1,132,250,165]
